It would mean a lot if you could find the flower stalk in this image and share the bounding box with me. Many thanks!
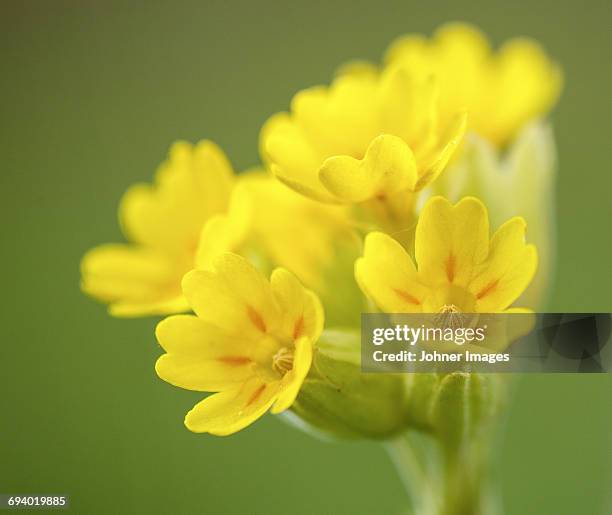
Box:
[389,427,504,515]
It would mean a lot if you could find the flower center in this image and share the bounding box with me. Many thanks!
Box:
[272,347,294,376]
[434,303,466,330]
[439,303,460,314]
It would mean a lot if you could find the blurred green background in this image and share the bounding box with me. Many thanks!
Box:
[1,1,611,514]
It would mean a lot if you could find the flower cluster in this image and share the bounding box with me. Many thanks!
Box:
[82,22,561,437]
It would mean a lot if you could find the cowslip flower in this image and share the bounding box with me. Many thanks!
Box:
[81,141,236,316]
[355,196,537,313]
[434,121,556,308]
[385,22,562,146]
[260,69,466,204]
[194,171,361,326]
[200,172,353,291]
[155,253,323,435]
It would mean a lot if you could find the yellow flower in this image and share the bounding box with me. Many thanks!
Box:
[197,171,353,290]
[81,141,237,316]
[155,253,324,435]
[260,69,467,203]
[385,22,562,145]
[355,196,537,313]
[433,121,556,309]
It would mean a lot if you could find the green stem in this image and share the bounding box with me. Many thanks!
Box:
[386,431,503,515]
[386,436,436,515]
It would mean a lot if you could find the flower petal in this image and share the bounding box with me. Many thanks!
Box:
[470,217,538,311]
[182,253,280,336]
[415,196,489,288]
[271,337,313,414]
[355,232,427,312]
[261,113,337,202]
[489,38,563,144]
[80,243,188,317]
[155,315,257,392]
[156,315,255,356]
[270,268,324,343]
[156,354,254,393]
[120,140,234,254]
[235,172,351,288]
[184,378,280,435]
[291,76,379,159]
[319,134,418,202]
[378,68,438,150]
[415,110,467,191]
[195,179,253,270]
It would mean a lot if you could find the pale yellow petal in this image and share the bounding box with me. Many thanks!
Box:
[109,296,189,317]
[80,243,188,317]
[488,38,563,144]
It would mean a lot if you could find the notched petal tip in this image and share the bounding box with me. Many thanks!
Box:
[319,134,418,202]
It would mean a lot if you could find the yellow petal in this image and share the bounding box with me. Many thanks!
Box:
[156,315,255,392]
[156,314,255,355]
[415,196,489,288]
[155,354,254,392]
[434,22,490,59]
[503,307,533,314]
[355,232,428,312]
[384,34,429,68]
[291,76,379,159]
[489,38,563,144]
[119,140,234,255]
[80,244,188,317]
[184,377,280,435]
[182,253,280,337]
[335,60,379,80]
[384,23,561,146]
[109,297,189,317]
[195,180,253,269]
[470,217,538,311]
[415,110,467,191]
[234,172,351,288]
[270,268,324,343]
[319,134,418,202]
[261,113,337,202]
[271,336,313,414]
[377,67,438,150]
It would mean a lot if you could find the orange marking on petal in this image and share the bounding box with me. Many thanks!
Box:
[218,356,251,366]
[246,305,267,333]
[293,315,304,340]
[245,384,266,407]
[476,279,499,300]
[446,253,455,283]
[393,288,421,305]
